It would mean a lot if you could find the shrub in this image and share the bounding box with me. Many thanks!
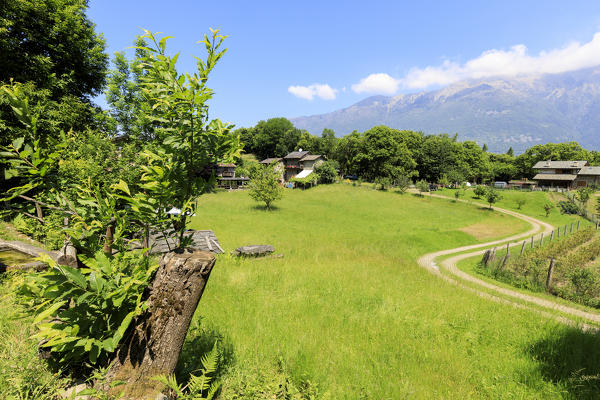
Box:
[374,176,392,191]
[515,197,526,210]
[473,185,486,198]
[485,187,502,209]
[19,251,157,370]
[314,161,338,184]
[558,200,580,215]
[415,179,429,196]
[395,175,411,194]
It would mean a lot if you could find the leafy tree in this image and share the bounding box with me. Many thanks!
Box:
[454,188,462,201]
[506,147,514,157]
[319,128,338,158]
[104,39,154,141]
[576,187,594,207]
[395,175,411,194]
[274,127,302,157]
[314,160,338,184]
[473,185,487,199]
[0,0,109,146]
[354,125,417,181]
[374,176,392,190]
[416,179,429,196]
[252,118,295,160]
[438,174,450,187]
[515,197,526,210]
[249,163,284,210]
[482,143,488,152]
[544,202,554,217]
[485,187,502,209]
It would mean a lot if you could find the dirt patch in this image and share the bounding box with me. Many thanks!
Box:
[459,221,517,240]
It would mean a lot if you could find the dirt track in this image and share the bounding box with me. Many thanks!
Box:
[416,192,600,329]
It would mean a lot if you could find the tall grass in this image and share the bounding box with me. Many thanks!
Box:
[185,184,599,398]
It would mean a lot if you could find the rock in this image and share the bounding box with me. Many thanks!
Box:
[155,393,168,400]
[61,382,88,399]
[232,245,275,257]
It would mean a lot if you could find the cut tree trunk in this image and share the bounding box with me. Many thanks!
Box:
[102,250,216,399]
[56,242,78,268]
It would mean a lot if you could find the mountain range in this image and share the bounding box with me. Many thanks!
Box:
[290,67,600,153]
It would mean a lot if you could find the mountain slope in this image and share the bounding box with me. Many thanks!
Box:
[290,67,600,153]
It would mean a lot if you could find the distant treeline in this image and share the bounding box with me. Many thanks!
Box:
[236,117,600,184]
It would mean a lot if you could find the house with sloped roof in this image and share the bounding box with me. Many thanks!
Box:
[532,160,600,189]
[261,150,326,183]
[259,157,285,183]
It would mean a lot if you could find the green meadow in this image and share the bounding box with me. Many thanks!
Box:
[184,184,600,399]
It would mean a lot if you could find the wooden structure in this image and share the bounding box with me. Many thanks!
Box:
[259,158,285,183]
[264,150,326,183]
[532,160,600,189]
[215,163,249,189]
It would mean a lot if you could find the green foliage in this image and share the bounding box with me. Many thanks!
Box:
[576,186,595,206]
[314,160,337,184]
[0,275,70,398]
[454,188,462,200]
[395,175,411,194]
[543,202,554,217]
[373,176,392,191]
[484,187,502,209]
[18,251,157,369]
[597,197,600,216]
[415,179,429,195]
[249,164,284,209]
[473,185,487,199]
[558,200,580,215]
[515,197,526,210]
[0,0,109,146]
[153,341,221,400]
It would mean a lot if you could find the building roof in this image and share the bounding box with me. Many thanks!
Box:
[217,163,236,167]
[578,166,600,176]
[284,150,310,159]
[301,154,324,161]
[533,160,588,169]
[295,169,314,179]
[533,173,577,181]
[260,158,283,164]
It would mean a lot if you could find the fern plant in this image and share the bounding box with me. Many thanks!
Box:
[154,341,221,400]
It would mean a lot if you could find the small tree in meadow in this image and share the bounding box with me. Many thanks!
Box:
[485,188,502,209]
[515,197,526,210]
[454,188,462,201]
[544,202,554,217]
[576,187,594,208]
[395,175,411,194]
[416,179,429,196]
[249,164,283,210]
[473,185,486,199]
[438,174,450,188]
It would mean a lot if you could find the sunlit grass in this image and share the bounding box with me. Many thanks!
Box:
[186,184,600,398]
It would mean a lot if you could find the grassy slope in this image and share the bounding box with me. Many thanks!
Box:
[437,188,589,228]
[188,184,599,399]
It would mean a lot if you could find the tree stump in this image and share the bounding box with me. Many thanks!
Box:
[102,250,216,399]
[57,242,78,268]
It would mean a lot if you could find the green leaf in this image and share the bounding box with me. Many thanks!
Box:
[12,137,24,150]
[33,300,67,324]
[112,179,131,196]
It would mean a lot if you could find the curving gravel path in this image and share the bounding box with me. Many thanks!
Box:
[416,192,600,328]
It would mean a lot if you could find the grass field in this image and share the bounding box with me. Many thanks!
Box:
[184,184,600,399]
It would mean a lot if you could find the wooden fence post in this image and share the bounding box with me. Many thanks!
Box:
[577,220,580,231]
[539,233,544,247]
[531,236,534,249]
[564,225,568,236]
[596,221,599,230]
[550,230,554,241]
[520,241,526,255]
[570,223,574,233]
[500,244,510,272]
[546,258,555,290]
[557,227,561,238]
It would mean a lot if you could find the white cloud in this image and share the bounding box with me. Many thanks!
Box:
[352,33,600,94]
[351,73,400,94]
[288,83,337,100]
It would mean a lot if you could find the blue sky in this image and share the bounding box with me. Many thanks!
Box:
[88,0,600,130]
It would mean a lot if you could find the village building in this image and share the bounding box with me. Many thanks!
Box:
[261,150,325,184]
[215,163,249,190]
[532,160,600,189]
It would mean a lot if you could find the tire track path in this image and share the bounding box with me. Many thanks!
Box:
[416,192,600,328]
